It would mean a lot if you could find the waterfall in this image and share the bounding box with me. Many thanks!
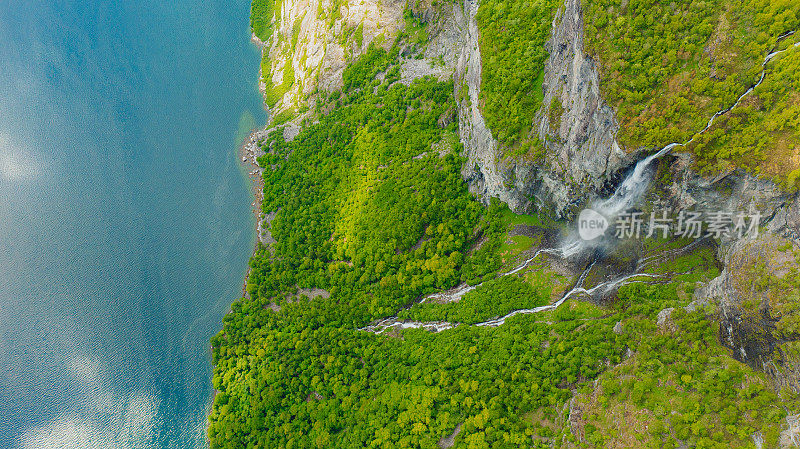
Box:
[562,29,798,257]
[360,29,799,334]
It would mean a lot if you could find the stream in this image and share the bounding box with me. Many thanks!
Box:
[361,30,798,335]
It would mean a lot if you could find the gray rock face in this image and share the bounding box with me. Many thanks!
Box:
[691,231,800,390]
[669,153,800,383]
[455,0,535,213]
[780,414,800,448]
[255,0,637,218]
[533,0,635,215]
[669,155,779,226]
[664,152,800,250]
[656,308,676,331]
[456,0,636,217]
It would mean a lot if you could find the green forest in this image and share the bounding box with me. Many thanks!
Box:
[583,0,800,185]
[207,1,800,447]
[475,0,559,156]
[399,275,550,325]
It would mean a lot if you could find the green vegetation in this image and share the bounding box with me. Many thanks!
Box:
[342,45,399,91]
[500,208,543,227]
[499,235,537,261]
[250,76,486,322]
[402,9,429,48]
[262,58,295,107]
[399,275,549,324]
[548,96,564,130]
[210,298,627,448]
[211,46,620,448]
[251,0,278,42]
[576,309,794,448]
[583,0,800,181]
[475,0,559,152]
[211,5,800,448]
[548,253,799,448]
[691,39,800,186]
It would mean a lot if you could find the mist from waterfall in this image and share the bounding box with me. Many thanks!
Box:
[361,28,800,335]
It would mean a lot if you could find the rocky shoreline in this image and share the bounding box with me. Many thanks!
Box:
[237,128,269,298]
[239,129,268,237]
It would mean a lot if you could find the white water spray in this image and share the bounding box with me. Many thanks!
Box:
[562,31,798,258]
[360,30,799,334]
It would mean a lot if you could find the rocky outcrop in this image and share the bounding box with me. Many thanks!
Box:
[258,0,468,121]
[454,0,534,213]
[455,0,637,217]
[533,0,636,215]
[666,154,798,242]
[259,0,409,118]
[780,414,800,448]
[661,148,800,390]
[692,231,800,391]
[253,0,638,217]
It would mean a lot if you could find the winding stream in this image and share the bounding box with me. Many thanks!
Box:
[362,30,798,335]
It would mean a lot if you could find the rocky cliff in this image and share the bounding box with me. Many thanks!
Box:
[672,157,800,393]
[237,0,800,445]
[253,0,800,338]
[253,0,641,219]
[456,0,638,218]
[532,0,636,215]
[255,0,464,125]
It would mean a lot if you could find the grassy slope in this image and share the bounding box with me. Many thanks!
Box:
[583,0,800,185]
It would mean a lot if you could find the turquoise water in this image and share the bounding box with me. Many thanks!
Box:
[0,1,264,447]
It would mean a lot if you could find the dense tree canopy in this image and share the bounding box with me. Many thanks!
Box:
[211,3,800,447]
[475,0,559,156]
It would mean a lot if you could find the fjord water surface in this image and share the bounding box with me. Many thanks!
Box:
[0,1,264,447]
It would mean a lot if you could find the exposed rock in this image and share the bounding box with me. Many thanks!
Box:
[656,308,676,332]
[567,394,585,443]
[454,0,523,210]
[692,234,800,390]
[455,0,640,217]
[259,0,409,119]
[253,0,800,398]
[282,122,300,142]
[259,210,279,246]
[665,153,795,245]
[612,320,623,334]
[780,414,800,448]
[752,431,764,449]
[532,0,638,216]
[438,423,462,449]
[305,391,325,402]
[684,292,713,313]
[256,0,640,218]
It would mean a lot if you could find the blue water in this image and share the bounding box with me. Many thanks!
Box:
[0,1,264,447]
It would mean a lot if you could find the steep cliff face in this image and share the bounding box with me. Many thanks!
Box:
[692,233,800,394]
[455,0,640,217]
[670,159,800,390]
[226,1,800,446]
[257,0,469,124]
[454,0,530,212]
[254,0,800,300]
[537,0,800,400]
[255,0,800,283]
[533,0,635,214]
[255,0,635,218]
[257,0,407,118]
